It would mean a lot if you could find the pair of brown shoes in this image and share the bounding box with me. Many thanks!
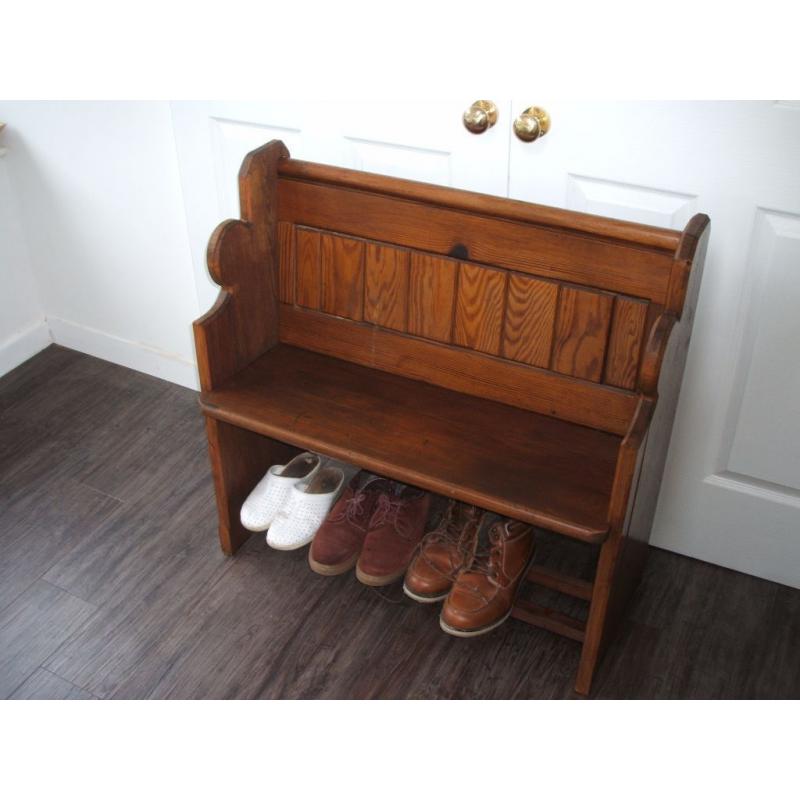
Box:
[309,472,431,586]
[404,500,535,637]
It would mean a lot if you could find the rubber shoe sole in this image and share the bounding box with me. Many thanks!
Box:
[355,563,407,587]
[308,550,359,576]
[402,582,450,604]
[439,609,513,638]
[266,535,314,551]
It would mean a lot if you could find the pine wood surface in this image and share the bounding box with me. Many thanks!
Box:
[277,180,676,302]
[278,222,657,397]
[200,344,621,542]
[278,305,637,436]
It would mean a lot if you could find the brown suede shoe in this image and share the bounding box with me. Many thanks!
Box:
[308,473,389,575]
[403,500,481,603]
[440,518,534,637]
[355,483,431,586]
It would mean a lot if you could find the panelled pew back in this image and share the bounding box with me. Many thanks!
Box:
[275,159,685,436]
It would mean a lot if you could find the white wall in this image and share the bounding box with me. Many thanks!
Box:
[0,131,49,375]
[0,102,200,387]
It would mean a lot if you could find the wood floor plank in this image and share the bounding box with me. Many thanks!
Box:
[1,347,173,450]
[108,538,348,699]
[0,474,120,614]
[593,550,781,699]
[745,585,800,698]
[0,580,97,698]
[657,566,779,699]
[45,566,228,699]
[42,471,220,609]
[0,345,83,416]
[9,668,95,700]
[62,383,205,505]
[0,416,71,491]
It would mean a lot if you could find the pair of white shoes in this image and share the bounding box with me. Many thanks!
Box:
[240,452,356,550]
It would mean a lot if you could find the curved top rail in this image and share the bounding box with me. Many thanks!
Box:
[278,158,684,253]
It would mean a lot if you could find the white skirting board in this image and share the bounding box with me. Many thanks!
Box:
[47,317,200,390]
[0,319,52,378]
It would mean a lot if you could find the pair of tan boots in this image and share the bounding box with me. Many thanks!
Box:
[403,501,535,637]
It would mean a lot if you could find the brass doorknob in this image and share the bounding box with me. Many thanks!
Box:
[513,106,551,142]
[463,100,498,134]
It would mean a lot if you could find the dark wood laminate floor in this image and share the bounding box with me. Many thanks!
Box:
[1,345,798,700]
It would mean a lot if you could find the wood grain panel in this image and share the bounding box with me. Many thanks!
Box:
[278,304,637,435]
[407,253,457,343]
[453,263,507,355]
[364,243,409,332]
[320,233,364,320]
[605,297,648,389]
[277,222,295,304]
[295,227,321,310]
[503,274,558,367]
[552,287,614,382]
[278,180,674,303]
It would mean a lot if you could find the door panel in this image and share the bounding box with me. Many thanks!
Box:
[565,174,698,229]
[724,210,800,490]
[332,101,510,195]
[509,101,800,587]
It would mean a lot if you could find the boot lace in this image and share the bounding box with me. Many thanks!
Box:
[468,525,504,585]
[425,504,456,540]
[425,501,477,549]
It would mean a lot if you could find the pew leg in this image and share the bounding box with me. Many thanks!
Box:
[575,533,649,695]
[204,417,299,555]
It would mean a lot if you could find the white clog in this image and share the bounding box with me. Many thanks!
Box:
[240,452,321,532]
[266,464,354,550]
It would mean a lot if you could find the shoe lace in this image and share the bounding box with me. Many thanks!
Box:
[330,491,369,528]
[371,493,417,540]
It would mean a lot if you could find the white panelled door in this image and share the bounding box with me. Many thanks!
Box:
[172,100,800,588]
[508,101,800,588]
[170,100,511,314]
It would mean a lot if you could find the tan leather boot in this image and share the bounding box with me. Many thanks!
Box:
[440,518,534,637]
[403,501,482,603]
